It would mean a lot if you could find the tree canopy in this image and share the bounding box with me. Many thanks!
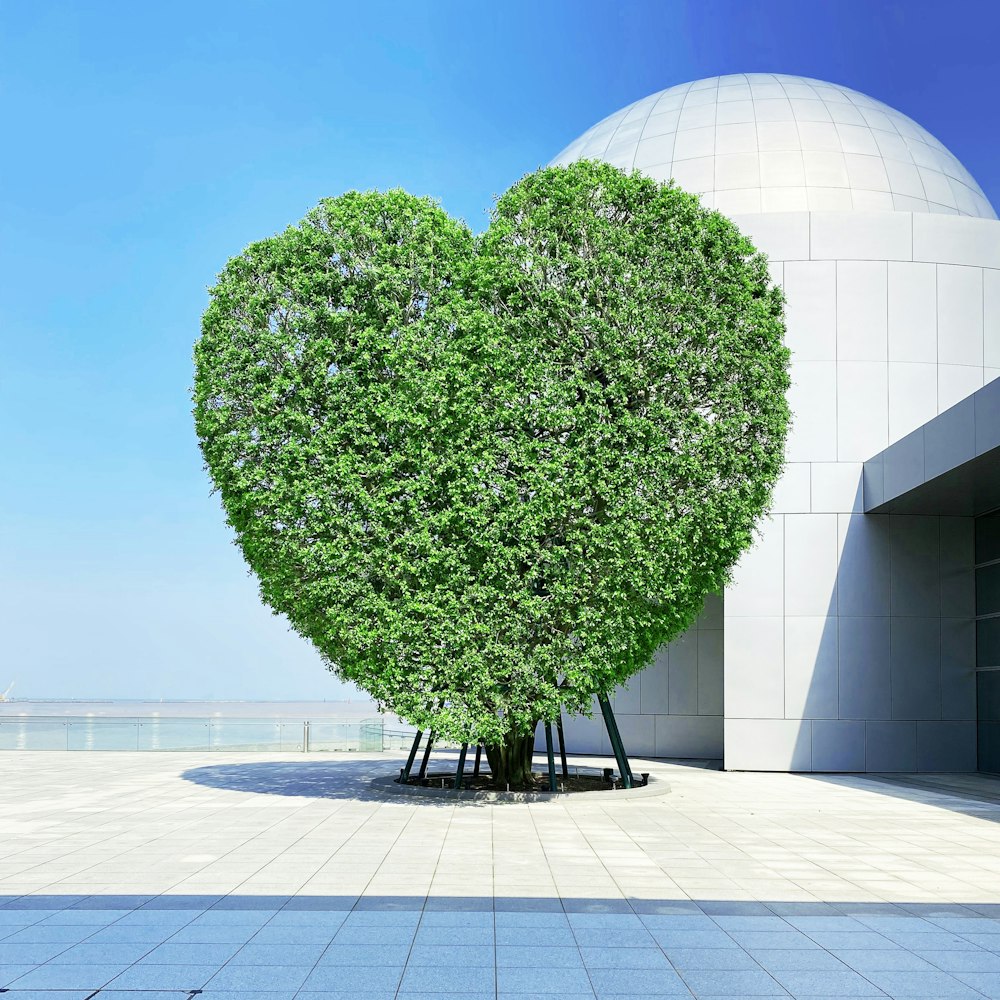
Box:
[194,160,790,760]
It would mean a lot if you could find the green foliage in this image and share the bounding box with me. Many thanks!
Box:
[194,161,790,748]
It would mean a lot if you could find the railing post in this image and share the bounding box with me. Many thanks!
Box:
[303,720,310,753]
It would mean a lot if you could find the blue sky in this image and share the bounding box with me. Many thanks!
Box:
[2,0,998,700]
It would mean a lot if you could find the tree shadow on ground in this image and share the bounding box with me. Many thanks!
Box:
[180,754,494,808]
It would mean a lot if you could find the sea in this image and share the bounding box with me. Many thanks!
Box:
[0,700,411,752]
[0,699,381,718]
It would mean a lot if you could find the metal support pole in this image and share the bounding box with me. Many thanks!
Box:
[417,730,435,781]
[473,745,482,777]
[556,713,569,778]
[454,743,469,790]
[598,695,634,789]
[400,729,423,783]
[544,723,558,792]
[303,720,310,753]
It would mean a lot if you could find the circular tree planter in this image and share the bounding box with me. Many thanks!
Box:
[371,765,671,802]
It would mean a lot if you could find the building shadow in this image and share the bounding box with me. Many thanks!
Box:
[803,769,1000,821]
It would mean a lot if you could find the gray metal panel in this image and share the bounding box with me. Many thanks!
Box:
[864,377,1000,515]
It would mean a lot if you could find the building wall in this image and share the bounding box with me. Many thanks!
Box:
[977,511,1000,773]
[723,210,998,771]
[558,594,724,760]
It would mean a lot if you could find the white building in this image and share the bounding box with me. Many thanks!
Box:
[552,73,1000,773]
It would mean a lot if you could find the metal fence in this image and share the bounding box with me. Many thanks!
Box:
[0,716,388,752]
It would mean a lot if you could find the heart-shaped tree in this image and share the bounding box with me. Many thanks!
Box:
[194,160,789,787]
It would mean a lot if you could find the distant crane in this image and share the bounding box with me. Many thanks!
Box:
[0,682,14,702]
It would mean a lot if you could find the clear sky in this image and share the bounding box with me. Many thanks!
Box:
[2,0,998,700]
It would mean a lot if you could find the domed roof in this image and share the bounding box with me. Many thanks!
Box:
[550,73,995,219]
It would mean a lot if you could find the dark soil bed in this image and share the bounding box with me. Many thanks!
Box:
[397,769,645,794]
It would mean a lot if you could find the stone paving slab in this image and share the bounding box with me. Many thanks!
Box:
[3,752,1000,997]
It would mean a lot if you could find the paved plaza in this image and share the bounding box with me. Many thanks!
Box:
[3,753,1000,997]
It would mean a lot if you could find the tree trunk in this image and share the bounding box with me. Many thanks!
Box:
[483,724,538,789]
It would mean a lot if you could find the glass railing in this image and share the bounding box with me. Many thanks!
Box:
[0,716,386,752]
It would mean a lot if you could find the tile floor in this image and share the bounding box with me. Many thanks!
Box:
[2,751,1000,997]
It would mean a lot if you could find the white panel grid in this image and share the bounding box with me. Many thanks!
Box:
[987,269,1000,369]
[937,265,984,368]
[551,73,995,220]
[554,74,999,774]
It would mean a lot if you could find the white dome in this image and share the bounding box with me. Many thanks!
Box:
[550,73,995,219]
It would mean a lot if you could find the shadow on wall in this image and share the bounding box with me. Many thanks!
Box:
[557,591,725,761]
[727,464,977,773]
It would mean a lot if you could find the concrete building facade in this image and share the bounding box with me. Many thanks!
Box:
[551,74,1000,772]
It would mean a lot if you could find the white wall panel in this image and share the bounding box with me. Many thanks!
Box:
[810,211,911,261]
[730,212,809,261]
[784,514,838,615]
[938,265,984,367]
[811,463,863,513]
[888,262,937,363]
[784,616,838,719]
[783,262,837,361]
[888,362,937,441]
[837,261,887,361]
[913,214,1000,268]
[787,362,838,462]
[837,362,889,461]
[725,719,812,770]
[725,617,784,718]
[985,269,1000,368]
[727,517,784,616]
[772,463,811,513]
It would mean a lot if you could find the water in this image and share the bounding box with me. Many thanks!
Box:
[0,699,381,718]
[0,700,414,753]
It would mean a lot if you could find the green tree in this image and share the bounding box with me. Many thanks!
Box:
[194,161,789,788]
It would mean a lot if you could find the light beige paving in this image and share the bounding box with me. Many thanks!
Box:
[1,751,999,906]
